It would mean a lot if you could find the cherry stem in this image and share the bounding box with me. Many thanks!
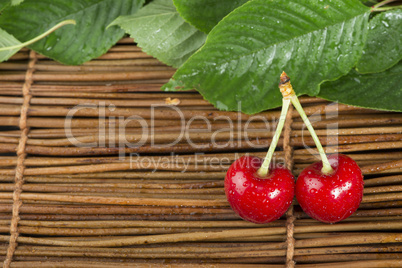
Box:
[290,95,333,174]
[372,0,397,9]
[278,71,333,175]
[372,5,402,11]
[257,98,291,177]
[371,0,401,11]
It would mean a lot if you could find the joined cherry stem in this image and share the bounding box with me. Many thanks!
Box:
[258,72,334,177]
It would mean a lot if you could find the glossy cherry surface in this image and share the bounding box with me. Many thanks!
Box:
[224,155,295,224]
[296,154,364,223]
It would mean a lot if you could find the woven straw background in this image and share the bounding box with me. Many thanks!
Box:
[0,38,401,267]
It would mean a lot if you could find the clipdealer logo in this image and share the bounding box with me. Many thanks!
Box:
[64,101,338,171]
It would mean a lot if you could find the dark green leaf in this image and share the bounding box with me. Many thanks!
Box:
[110,0,206,68]
[356,9,402,73]
[164,0,370,114]
[319,61,402,112]
[0,0,144,65]
[173,0,248,33]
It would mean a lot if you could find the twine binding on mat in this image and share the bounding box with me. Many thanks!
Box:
[283,104,296,268]
[3,50,37,268]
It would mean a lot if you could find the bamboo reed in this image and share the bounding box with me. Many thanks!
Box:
[0,222,399,248]
[0,246,400,261]
[0,126,400,140]
[296,259,402,268]
[96,51,154,60]
[0,151,400,167]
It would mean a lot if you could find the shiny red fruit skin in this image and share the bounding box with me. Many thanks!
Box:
[224,156,295,224]
[296,154,364,223]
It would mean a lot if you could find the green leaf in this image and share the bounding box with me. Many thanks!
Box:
[110,0,206,68]
[319,61,402,112]
[163,0,370,114]
[173,0,249,33]
[0,20,75,62]
[356,9,402,73]
[0,0,144,65]
[0,28,21,62]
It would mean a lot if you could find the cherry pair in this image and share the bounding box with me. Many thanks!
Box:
[225,73,364,224]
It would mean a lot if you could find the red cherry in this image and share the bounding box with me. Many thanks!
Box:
[295,154,364,223]
[224,155,295,224]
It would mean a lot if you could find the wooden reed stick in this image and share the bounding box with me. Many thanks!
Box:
[117,37,134,43]
[361,160,402,174]
[0,63,27,71]
[0,96,210,107]
[32,83,166,91]
[2,242,399,258]
[17,220,280,229]
[1,245,400,261]
[2,260,278,267]
[29,91,199,99]
[354,208,402,217]
[0,204,233,215]
[0,101,383,119]
[0,152,399,168]
[16,213,240,221]
[295,259,402,268]
[0,109,400,131]
[294,233,401,249]
[7,52,29,61]
[1,155,398,177]
[362,193,402,203]
[2,137,401,157]
[18,132,402,147]
[0,222,399,248]
[1,125,400,140]
[0,184,226,195]
[96,51,153,60]
[0,192,229,207]
[0,138,275,156]
[294,141,402,155]
[3,243,287,255]
[364,185,402,194]
[30,171,226,179]
[364,175,402,187]
[32,70,176,82]
[0,227,287,247]
[292,115,402,129]
[0,179,225,189]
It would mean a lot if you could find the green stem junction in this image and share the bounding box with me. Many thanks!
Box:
[258,72,334,176]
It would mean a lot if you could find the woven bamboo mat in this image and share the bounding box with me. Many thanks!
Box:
[0,37,401,267]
